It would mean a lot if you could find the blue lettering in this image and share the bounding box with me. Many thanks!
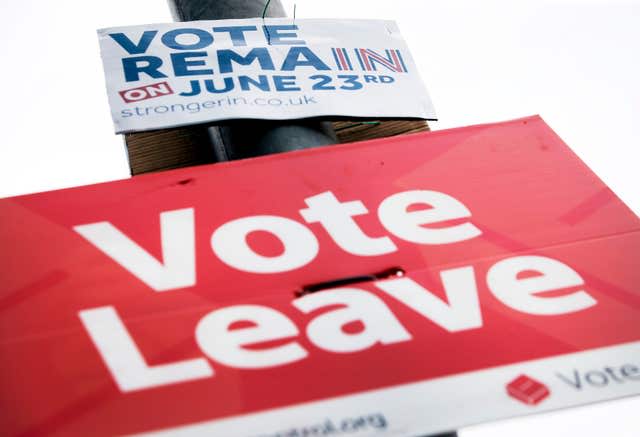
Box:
[205,78,235,93]
[217,48,275,74]
[263,25,305,45]
[281,47,330,71]
[273,75,301,91]
[213,26,258,47]
[180,80,201,97]
[171,52,213,76]
[239,75,271,91]
[161,28,214,50]
[109,31,157,55]
[122,56,167,82]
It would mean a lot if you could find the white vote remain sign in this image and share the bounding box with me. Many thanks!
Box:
[98,18,437,133]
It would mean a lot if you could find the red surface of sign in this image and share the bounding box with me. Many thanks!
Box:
[1,116,639,436]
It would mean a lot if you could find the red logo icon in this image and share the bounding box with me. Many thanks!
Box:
[119,81,174,103]
[506,374,550,406]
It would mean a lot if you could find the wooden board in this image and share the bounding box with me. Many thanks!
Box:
[125,120,430,175]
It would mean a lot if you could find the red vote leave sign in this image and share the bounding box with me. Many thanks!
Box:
[0,116,639,436]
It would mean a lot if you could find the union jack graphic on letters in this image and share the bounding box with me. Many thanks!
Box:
[332,48,408,72]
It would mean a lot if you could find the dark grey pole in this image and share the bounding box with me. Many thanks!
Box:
[168,0,337,161]
[167,2,455,436]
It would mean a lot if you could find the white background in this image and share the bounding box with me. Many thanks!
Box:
[0,1,638,436]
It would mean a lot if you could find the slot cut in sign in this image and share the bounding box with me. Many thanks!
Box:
[98,18,437,133]
[0,117,638,437]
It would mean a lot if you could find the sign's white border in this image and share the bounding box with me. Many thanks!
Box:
[136,341,640,437]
